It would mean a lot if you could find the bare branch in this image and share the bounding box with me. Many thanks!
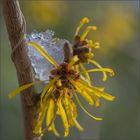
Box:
[2,0,41,140]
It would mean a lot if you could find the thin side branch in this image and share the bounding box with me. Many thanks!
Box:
[2,0,41,140]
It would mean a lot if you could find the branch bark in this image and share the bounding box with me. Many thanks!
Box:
[2,0,41,140]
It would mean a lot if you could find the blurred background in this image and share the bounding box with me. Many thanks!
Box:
[0,1,139,140]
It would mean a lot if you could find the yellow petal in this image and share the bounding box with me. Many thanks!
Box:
[26,42,58,67]
[8,80,43,99]
[76,80,95,94]
[70,101,78,118]
[69,78,94,105]
[57,99,69,137]
[81,26,97,41]
[77,79,100,92]
[34,101,48,135]
[75,17,89,36]
[90,94,101,107]
[77,79,115,101]
[68,55,79,69]
[73,118,84,131]
[74,84,94,105]
[46,99,55,131]
[56,79,62,87]
[80,75,91,86]
[67,99,84,131]
[80,63,91,84]
[74,65,79,72]
[87,40,94,48]
[82,68,115,77]
[40,77,58,105]
[95,97,100,107]
[74,94,103,121]
[65,96,78,118]
[80,17,90,24]
[87,40,100,49]
[52,123,60,137]
[89,59,110,81]
[100,92,115,101]
[69,78,91,93]
[88,86,115,101]
[81,91,94,105]
[94,42,100,49]
[64,94,74,126]
[85,52,94,58]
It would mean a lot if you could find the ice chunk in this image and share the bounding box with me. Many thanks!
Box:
[26,30,68,81]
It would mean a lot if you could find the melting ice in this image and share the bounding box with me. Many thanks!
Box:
[26,30,68,81]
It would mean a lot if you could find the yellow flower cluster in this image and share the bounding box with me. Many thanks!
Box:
[9,17,115,137]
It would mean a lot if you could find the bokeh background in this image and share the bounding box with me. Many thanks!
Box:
[0,1,139,140]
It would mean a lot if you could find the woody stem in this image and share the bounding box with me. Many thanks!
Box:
[2,0,41,140]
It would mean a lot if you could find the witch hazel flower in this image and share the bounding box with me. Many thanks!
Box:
[8,17,115,137]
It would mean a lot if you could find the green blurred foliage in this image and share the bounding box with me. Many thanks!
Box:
[0,1,139,140]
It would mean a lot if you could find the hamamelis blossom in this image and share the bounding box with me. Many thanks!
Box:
[9,42,114,137]
[71,17,113,83]
[8,17,115,137]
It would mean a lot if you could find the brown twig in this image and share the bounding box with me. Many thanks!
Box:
[2,0,41,140]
